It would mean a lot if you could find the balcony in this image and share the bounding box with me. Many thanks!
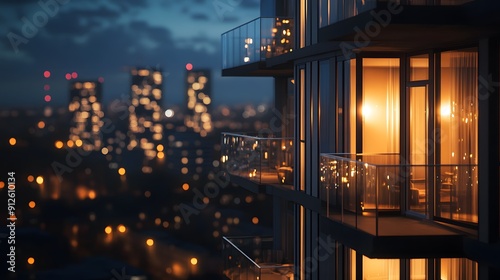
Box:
[318,154,478,257]
[318,0,485,51]
[319,0,474,28]
[222,236,294,280]
[221,133,293,188]
[221,17,294,74]
[320,153,478,236]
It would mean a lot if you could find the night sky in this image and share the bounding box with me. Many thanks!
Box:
[0,0,273,109]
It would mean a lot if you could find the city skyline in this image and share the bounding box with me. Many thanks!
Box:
[0,0,274,109]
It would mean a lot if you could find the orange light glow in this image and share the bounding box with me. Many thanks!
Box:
[88,190,96,200]
[28,201,36,208]
[0,181,4,189]
[118,168,126,176]
[190,258,198,265]
[252,217,259,224]
[146,238,154,246]
[104,226,112,234]
[117,224,126,233]
[182,183,189,191]
[27,257,35,265]
[36,176,44,184]
[9,138,16,146]
[27,175,34,182]
[54,140,64,149]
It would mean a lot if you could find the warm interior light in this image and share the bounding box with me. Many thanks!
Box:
[441,104,451,117]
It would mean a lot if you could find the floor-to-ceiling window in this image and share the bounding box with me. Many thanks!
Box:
[440,258,478,280]
[437,48,478,224]
[361,58,400,154]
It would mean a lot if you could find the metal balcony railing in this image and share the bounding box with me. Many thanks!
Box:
[320,153,478,235]
[222,17,294,69]
[221,133,294,185]
[222,236,294,280]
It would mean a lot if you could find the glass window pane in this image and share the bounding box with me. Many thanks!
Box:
[441,258,478,280]
[409,86,428,215]
[363,256,400,280]
[319,60,335,153]
[410,259,427,280]
[362,58,400,154]
[410,54,429,81]
[438,48,478,223]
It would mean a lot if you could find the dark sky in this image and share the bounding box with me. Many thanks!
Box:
[0,0,274,109]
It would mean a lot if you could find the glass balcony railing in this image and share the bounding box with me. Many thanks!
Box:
[221,133,294,185]
[222,17,294,69]
[222,236,294,280]
[319,0,475,28]
[320,154,478,235]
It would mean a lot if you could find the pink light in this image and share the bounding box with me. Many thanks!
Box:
[65,73,71,80]
[44,84,50,91]
[71,72,78,79]
[43,70,51,78]
[98,77,104,83]
[44,95,51,102]
[186,63,193,71]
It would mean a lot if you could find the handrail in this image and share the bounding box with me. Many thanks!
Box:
[223,236,261,269]
[321,153,478,167]
[222,132,293,141]
[221,16,291,36]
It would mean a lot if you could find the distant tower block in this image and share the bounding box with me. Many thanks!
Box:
[185,67,212,137]
[128,67,164,160]
[68,80,104,151]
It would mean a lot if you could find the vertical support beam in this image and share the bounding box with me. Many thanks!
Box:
[478,38,499,244]
[478,37,500,280]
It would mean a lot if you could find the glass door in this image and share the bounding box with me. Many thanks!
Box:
[408,85,429,216]
[406,53,431,217]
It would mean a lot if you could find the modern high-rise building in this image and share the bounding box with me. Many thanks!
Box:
[184,67,212,137]
[220,0,500,279]
[68,80,104,152]
[128,67,164,160]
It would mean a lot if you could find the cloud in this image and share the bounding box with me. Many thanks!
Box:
[240,0,260,8]
[43,7,120,36]
[108,0,149,12]
[190,13,210,21]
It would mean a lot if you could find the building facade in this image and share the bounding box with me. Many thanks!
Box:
[184,68,213,137]
[128,67,164,160]
[221,0,500,279]
[68,80,104,152]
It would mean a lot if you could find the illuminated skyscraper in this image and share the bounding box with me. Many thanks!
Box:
[68,80,104,151]
[128,67,163,160]
[185,67,212,137]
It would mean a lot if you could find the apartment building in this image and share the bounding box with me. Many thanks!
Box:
[221,0,500,279]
